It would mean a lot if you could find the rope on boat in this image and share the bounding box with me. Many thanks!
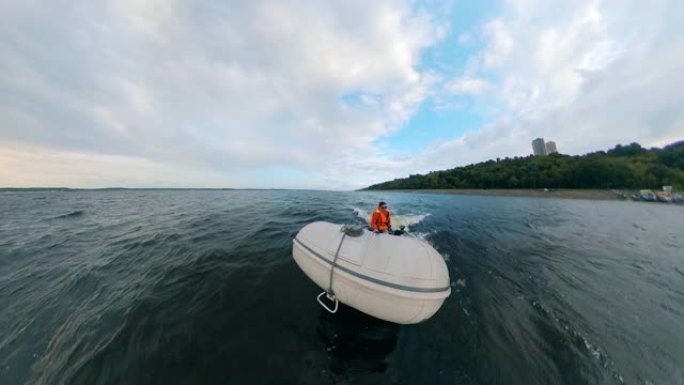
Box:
[317,226,357,314]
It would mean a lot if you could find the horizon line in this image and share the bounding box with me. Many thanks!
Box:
[0,187,351,192]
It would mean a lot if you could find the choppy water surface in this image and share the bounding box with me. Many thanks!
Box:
[1,190,683,385]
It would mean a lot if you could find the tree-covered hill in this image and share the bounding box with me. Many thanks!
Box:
[365,141,684,190]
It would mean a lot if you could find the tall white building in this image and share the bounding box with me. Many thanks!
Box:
[532,138,547,156]
[545,141,558,154]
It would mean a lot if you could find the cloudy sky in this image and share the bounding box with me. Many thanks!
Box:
[1,0,683,189]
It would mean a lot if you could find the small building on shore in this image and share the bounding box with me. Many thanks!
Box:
[532,138,547,156]
[531,138,559,156]
[545,141,558,154]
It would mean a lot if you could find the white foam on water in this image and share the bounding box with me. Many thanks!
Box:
[393,213,430,228]
[351,206,371,222]
[412,231,436,242]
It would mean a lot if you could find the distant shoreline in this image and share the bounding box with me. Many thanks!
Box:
[376,188,622,201]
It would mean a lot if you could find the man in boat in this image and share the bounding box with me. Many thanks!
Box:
[369,202,404,235]
[369,201,391,233]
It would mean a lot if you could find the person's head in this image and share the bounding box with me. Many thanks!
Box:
[378,201,388,210]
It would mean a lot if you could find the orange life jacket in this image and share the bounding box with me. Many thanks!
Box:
[370,206,391,231]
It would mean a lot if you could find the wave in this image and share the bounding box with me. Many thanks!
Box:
[56,210,85,219]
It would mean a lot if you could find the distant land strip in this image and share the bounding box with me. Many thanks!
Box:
[364,141,684,191]
[379,189,619,201]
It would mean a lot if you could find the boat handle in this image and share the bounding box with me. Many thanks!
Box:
[317,291,339,314]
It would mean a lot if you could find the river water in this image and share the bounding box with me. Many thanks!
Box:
[1,190,682,385]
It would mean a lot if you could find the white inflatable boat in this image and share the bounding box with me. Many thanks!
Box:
[292,221,451,324]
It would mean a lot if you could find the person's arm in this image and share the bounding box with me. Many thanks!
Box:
[369,212,378,231]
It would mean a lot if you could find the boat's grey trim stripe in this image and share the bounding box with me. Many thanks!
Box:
[293,238,451,294]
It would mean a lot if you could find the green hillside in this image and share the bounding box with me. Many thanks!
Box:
[365,141,684,190]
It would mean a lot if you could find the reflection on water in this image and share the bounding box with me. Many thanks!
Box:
[317,304,400,377]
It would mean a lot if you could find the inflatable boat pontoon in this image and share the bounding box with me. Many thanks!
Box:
[292,221,451,324]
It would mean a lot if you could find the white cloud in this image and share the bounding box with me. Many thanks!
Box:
[0,0,443,188]
[406,0,684,183]
[482,19,514,69]
[2,0,682,190]
[446,76,489,95]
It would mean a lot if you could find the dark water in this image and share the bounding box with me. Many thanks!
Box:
[1,190,683,385]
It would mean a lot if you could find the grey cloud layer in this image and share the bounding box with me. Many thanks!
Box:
[2,0,682,189]
[1,0,439,185]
